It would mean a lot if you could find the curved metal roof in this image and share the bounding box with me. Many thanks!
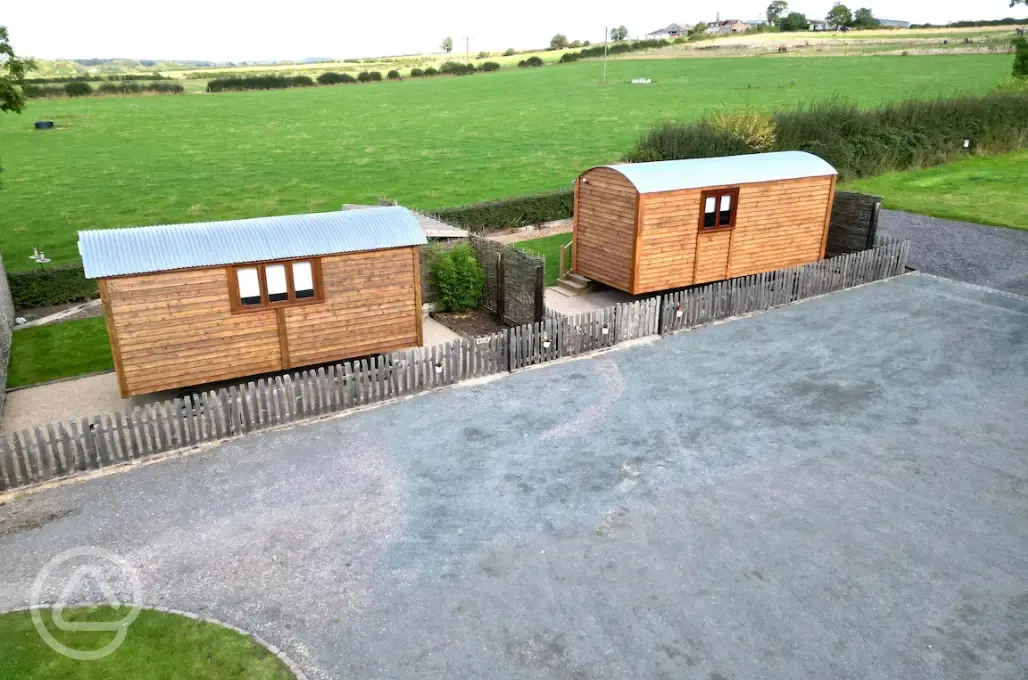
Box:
[599,151,837,194]
[79,206,428,279]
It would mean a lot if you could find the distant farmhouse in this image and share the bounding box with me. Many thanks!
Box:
[706,19,749,34]
[645,22,692,39]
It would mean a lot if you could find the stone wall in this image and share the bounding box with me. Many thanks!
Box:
[827,191,882,255]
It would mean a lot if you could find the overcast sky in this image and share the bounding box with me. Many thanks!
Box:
[6,1,1027,62]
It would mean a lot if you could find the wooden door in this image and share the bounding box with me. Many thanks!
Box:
[692,188,738,284]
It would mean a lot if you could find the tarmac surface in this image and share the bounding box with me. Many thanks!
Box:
[1,274,1026,680]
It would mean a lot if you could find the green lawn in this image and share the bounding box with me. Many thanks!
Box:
[842,150,1028,230]
[7,317,113,388]
[0,53,1015,271]
[514,233,573,286]
[0,606,293,679]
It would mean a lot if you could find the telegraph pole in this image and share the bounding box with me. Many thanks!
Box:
[464,36,471,64]
[602,26,608,85]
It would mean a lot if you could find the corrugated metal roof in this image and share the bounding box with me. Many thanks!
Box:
[78,206,428,279]
[601,151,837,194]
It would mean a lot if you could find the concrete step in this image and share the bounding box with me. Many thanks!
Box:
[555,274,594,296]
[566,272,591,286]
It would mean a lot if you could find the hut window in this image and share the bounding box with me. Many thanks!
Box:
[292,261,315,299]
[237,267,262,306]
[266,264,289,303]
[700,188,739,230]
[230,258,322,311]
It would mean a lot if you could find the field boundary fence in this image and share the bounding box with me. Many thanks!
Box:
[0,241,908,492]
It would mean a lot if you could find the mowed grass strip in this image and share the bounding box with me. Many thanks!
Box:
[7,316,113,388]
[0,606,294,680]
[842,150,1028,230]
[0,54,1015,270]
[514,233,574,286]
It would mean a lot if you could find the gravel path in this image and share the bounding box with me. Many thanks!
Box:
[879,209,1028,295]
[1,275,1026,680]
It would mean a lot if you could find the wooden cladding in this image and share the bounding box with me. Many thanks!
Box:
[573,169,836,295]
[102,246,422,396]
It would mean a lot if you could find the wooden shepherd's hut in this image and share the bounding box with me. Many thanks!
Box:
[79,206,427,397]
[571,151,838,294]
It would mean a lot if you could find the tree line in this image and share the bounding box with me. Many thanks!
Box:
[766,1,880,31]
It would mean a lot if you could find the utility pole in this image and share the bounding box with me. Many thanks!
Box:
[464,36,471,64]
[602,26,608,85]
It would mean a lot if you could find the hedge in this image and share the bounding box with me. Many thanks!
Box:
[8,265,99,309]
[626,90,1028,180]
[559,38,668,63]
[431,190,573,232]
[207,75,315,92]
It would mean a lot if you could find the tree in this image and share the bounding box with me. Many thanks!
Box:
[570,40,582,48]
[1013,35,1028,78]
[778,11,809,31]
[689,22,709,37]
[441,37,453,53]
[766,0,788,25]
[1,26,33,114]
[549,33,569,50]
[610,26,628,42]
[826,3,853,28]
[852,7,878,28]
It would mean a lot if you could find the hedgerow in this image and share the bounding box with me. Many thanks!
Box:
[206,75,316,92]
[431,190,574,232]
[8,266,98,308]
[559,39,668,63]
[626,91,1028,180]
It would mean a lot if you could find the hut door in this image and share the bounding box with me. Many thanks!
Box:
[692,190,737,284]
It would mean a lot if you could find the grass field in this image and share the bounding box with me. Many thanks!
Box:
[0,606,293,679]
[7,317,113,388]
[0,53,1016,271]
[515,233,572,286]
[843,150,1028,230]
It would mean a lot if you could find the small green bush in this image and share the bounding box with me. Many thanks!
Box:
[503,48,516,56]
[431,244,484,313]
[410,68,425,77]
[64,82,93,97]
[518,56,544,68]
[480,61,500,72]
[423,67,439,76]
[8,265,99,308]
[431,190,574,232]
[1013,36,1028,79]
[357,71,383,82]
[440,61,475,75]
[317,71,357,85]
[387,70,401,80]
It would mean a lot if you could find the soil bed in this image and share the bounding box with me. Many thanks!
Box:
[432,309,507,338]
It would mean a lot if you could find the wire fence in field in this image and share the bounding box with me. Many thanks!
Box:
[0,240,909,492]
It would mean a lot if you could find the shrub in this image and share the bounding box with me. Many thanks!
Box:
[558,38,668,64]
[440,61,475,75]
[317,71,356,85]
[710,108,777,151]
[503,48,516,56]
[387,70,401,80]
[423,67,439,76]
[206,75,316,92]
[64,82,93,97]
[480,61,500,72]
[431,189,574,232]
[8,265,99,308]
[477,51,489,59]
[626,91,1028,180]
[583,40,591,46]
[431,244,484,313]
[357,71,383,82]
[518,56,544,68]
[1013,36,1028,79]
[410,68,425,77]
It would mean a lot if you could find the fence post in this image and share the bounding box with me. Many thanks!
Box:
[534,264,545,323]
[496,251,506,324]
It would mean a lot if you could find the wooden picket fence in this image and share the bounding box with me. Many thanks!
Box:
[0,241,908,492]
[660,238,910,333]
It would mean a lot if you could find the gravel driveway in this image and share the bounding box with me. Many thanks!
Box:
[1,274,1026,680]
[879,209,1028,295]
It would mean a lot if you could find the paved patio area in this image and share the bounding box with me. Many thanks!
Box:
[1,274,1025,680]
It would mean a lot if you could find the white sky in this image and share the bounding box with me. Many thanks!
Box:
[6,1,1027,62]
